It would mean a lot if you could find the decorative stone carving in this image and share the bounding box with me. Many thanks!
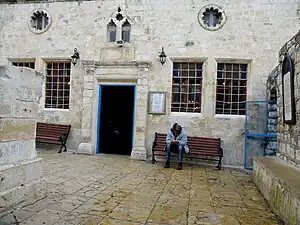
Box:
[28,9,52,34]
[198,4,226,31]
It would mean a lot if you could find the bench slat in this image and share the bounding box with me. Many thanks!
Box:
[155,137,220,142]
[154,147,220,154]
[155,133,220,141]
[155,141,220,148]
[36,131,66,136]
[37,127,69,132]
[36,139,61,144]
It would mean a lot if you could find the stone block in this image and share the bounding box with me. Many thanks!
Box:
[83,97,92,104]
[0,140,36,166]
[296,150,300,161]
[83,90,93,98]
[100,47,135,61]
[0,158,43,193]
[84,75,94,83]
[131,146,147,160]
[0,177,47,213]
[84,82,94,90]
[254,157,300,225]
[81,129,91,139]
[0,119,36,142]
[77,143,93,154]
[81,115,92,130]
[0,101,11,117]
[0,65,46,212]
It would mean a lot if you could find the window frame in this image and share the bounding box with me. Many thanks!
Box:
[106,18,132,44]
[121,19,131,43]
[214,58,252,117]
[170,58,207,115]
[9,58,36,69]
[42,59,72,111]
[107,19,117,42]
[28,9,52,34]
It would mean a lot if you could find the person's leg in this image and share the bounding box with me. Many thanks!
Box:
[177,145,183,170]
[164,144,171,168]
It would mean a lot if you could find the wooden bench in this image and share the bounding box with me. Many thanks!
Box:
[36,122,71,153]
[151,132,223,169]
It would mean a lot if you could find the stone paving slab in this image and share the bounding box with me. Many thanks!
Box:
[0,150,283,225]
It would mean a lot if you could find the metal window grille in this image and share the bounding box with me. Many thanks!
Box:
[31,11,49,30]
[45,62,71,109]
[203,8,222,27]
[171,62,203,113]
[216,63,247,115]
[107,20,117,42]
[12,61,35,69]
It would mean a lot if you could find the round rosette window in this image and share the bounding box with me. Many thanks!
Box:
[28,9,52,34]
[198,4,226,31]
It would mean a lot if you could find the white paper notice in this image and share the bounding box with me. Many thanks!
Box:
[151,93,164,113]
[283,72,292,121]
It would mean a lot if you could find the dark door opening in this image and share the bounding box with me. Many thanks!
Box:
[98,85,135,155]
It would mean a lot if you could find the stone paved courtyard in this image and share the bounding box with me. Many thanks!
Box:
[0,150,281,225]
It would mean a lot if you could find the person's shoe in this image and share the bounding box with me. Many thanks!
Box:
[164,161,170,168]
[177,163,182,170]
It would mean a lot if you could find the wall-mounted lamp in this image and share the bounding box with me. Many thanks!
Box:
[158,47,167,65]
[71,48,80,65]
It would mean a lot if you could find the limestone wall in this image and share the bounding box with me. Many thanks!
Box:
[267,31,300,169]
[0,0,299,166]
[0,65,46,211]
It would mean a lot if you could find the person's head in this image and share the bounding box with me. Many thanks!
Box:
[172,123,181,135]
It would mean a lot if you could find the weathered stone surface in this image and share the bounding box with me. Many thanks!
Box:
[77,143,93,154]
[100,47,135,61]
[0,65,46,212]
[254,157,300,225]
[0,150,282,224]
[0,140,36,166]
[0,119,36,142]
[267,31,300,168]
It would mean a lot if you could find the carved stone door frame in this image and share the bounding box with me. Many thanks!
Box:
[77,60,151,160]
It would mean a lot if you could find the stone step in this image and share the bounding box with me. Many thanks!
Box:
[0,177,46,213]
[0,158,43,193]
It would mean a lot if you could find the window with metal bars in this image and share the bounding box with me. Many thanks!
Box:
[171,62,203,113]
[45,62,71,109]
[216,63,247,115]
[12,61,35,69]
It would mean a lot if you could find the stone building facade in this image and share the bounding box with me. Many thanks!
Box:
[266,30,300,169]
[0,0,299,166]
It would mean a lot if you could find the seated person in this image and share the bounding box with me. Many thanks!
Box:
[164,123,189,170]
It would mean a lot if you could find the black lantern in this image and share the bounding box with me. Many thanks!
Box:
[159,47,167,65]
[71,48,80,65]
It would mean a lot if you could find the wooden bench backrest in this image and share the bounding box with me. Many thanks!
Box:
[36,122,71,138]
[154,133,221,155]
